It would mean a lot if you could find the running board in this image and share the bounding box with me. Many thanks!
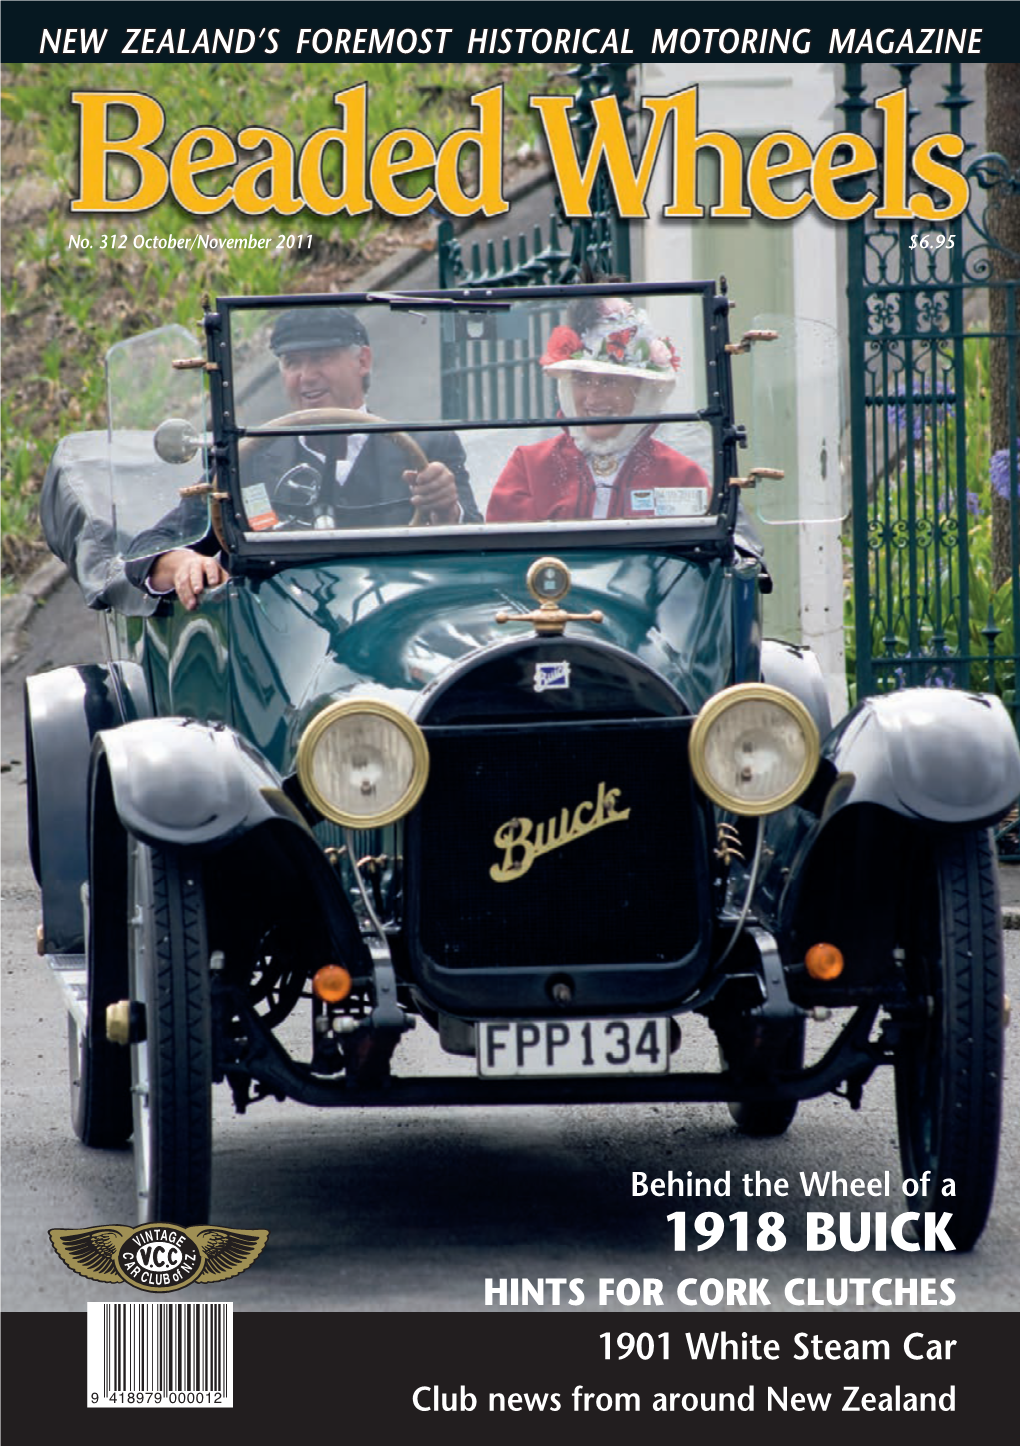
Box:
[45,953,87,1033]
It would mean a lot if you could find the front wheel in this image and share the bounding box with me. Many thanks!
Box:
[128,840,212,1225]
[895,828,1003,1251]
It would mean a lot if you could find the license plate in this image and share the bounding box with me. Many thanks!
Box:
[477,1017,671,1078]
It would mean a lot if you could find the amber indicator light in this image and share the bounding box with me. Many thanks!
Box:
[805,943,844,981]
[313,965,353,1002]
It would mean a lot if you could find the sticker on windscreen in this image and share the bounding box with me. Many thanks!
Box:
[242,482,278,531]
[653,488,708,517]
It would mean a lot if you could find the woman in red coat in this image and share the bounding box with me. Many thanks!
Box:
[487,298,710,523]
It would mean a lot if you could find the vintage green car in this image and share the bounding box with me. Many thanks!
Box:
[26,282,1020,1247]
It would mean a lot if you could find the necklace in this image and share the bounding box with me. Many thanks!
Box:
[589,455,619,477]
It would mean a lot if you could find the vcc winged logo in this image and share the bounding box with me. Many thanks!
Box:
[49,1224,268,1292]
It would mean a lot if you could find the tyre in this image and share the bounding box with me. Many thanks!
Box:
[725,1018,804,1137]
[895,828,1003,1252]
[128,839,212,1225]
[70,818,131,1147]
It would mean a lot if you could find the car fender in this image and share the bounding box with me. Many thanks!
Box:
[91,717,370,970]
[818,688,1020,827]
[25,662,151,953]
[772,690,1018,986]
[761,639,832,738]
[93,717,309,849]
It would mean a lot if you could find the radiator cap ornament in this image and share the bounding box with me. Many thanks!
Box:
[495,556,604,637]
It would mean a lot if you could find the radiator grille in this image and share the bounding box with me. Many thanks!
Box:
[411,717,703,971]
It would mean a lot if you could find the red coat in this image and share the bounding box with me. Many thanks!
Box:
[486,431,710,522]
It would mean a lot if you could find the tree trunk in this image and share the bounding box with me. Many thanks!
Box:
[986,65,1020,591]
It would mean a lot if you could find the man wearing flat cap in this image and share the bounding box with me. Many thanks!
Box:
[128,305,480,610]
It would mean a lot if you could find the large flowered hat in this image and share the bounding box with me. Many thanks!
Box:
[540,299,679,386]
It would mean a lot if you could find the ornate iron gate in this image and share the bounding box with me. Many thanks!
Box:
[436,63,632,420]
[843,62,1018,778]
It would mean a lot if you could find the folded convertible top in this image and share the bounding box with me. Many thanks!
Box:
[40,431,172,614]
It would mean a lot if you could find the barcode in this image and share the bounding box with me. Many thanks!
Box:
[86,1302,233,1407]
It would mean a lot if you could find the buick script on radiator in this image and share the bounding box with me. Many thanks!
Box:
[489,782,631,882]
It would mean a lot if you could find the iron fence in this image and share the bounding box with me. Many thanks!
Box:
[842,65,1018,854]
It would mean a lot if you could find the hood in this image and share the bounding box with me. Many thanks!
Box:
[228,548,745,773]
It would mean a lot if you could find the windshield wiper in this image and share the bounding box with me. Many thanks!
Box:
[366,291,511,312]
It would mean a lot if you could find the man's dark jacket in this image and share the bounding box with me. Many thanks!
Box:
[124,427,480,590]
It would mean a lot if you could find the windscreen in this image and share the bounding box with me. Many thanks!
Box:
[106,325,211,562]
[221,289,720,538]
[750,314,847,524]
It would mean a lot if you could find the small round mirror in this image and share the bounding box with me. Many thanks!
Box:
[153,417,201,465]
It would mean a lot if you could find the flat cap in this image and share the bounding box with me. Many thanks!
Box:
[269,306,369,355]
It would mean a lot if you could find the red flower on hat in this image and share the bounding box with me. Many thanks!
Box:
[541,326,582,366]
[605,326,636,362]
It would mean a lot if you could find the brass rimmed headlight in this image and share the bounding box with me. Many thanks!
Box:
[690,684,820,816]
[296,699,429,828]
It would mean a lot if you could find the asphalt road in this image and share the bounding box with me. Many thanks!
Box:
[2,576,1018,1315]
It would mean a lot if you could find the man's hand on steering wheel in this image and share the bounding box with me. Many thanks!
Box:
[404,461,461,525]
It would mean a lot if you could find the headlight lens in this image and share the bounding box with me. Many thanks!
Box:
[296,700,429,827]
[690,684,820,816]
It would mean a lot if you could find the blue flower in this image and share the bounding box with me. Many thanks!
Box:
[937,489,980,515]
[884,380,955,439]
[990,444,1017,501]
[891,664,956,690]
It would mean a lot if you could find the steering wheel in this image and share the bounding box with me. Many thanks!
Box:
[237,408,429,527]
